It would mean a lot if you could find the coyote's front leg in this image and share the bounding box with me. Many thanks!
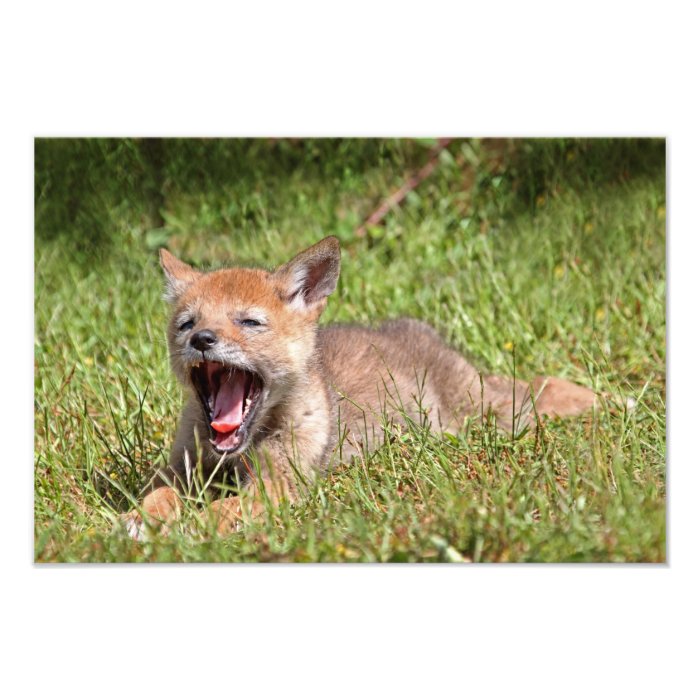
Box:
[203,477,284,534]
[122,485,182,541]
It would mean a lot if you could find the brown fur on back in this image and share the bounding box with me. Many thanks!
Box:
[319,318,594,458]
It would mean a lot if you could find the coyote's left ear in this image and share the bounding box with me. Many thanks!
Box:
[159,249,202,302]
[274,236,341,315]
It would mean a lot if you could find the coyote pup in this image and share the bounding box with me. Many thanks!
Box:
[124,236,596,538]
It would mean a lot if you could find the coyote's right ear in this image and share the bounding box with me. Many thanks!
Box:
[159,249,201,302]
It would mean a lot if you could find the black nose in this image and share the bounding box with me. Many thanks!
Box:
[190,329,218,352]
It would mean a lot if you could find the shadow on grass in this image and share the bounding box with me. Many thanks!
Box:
[505,137,665,212]
[34,137,665,262]
[34,138,420,248]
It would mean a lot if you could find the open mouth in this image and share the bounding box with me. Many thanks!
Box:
[191,361,264,453]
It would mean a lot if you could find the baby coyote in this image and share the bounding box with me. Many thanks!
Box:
[124,236,595,538]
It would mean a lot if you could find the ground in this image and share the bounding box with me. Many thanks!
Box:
[34,138,666,562]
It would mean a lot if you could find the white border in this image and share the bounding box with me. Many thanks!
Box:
[5,2,698,697]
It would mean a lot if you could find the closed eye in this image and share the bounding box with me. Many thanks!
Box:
[238,319,264,328]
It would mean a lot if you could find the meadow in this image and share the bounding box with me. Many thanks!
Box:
[34,138,666,562]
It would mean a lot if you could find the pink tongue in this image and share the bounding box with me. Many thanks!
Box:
[211,372,245,434]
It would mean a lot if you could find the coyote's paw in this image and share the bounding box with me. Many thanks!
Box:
[120,486,181,541]
[205,497,244,535]
[120,508,175,541]
[121,510,148,542]
[205,497,266,535]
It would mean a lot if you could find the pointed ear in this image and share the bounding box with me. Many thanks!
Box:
[159,249,201,302]
[273,236,341,313]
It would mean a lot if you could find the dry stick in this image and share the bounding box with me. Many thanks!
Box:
[355,138,453,238]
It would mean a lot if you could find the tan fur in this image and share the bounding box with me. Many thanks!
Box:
[124,237,596,537]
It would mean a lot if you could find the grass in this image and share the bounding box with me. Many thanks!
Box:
[34,137,666,562]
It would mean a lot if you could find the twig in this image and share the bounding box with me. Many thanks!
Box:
[355,138,453,237]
